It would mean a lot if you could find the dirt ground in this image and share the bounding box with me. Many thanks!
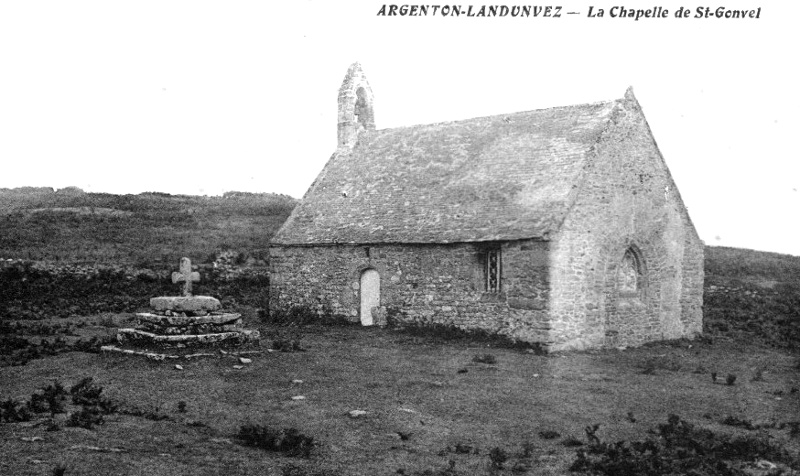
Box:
[1,320,799,476]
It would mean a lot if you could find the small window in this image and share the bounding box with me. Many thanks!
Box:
[485,248,501,293]
[618,248,642,297]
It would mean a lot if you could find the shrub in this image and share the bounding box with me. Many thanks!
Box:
[639,362,656,375]
[584,424,601,445]
[119,405,171,421]
[72,336,114,354]
[272,338,305,353]
[27,392,49,413]
[452,443,477,454]
[519,441,535,458]
[561,437,584,447]
[67,405,104,429]
[27,381,68,416]
[726,374,737,386]
[70,377,102,405]
[472,354,497,365]
[69,377,117,413]
[569,414,800,475]
[237,424,315,457]
[784,421,800,438]
[1,398,32,423]
[721,415,756,430]
[488,447,508,469]
[751,365,767,382]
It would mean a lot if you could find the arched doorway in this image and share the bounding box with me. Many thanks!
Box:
[360,269,380,326]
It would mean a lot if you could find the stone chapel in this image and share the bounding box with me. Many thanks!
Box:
[269,63,704,351]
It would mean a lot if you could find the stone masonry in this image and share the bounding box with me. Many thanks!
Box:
[268,63,703,351]
[270,240,551,342]
[106,257,259,355]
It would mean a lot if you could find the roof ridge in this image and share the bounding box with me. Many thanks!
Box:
[373,98,621,133]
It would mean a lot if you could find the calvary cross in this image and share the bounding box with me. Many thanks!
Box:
[172,257,200,296]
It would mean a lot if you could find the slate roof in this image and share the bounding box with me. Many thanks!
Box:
[272,99,621,245]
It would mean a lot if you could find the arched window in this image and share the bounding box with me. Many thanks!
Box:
[354,87,373,130]
[618,248,643,296]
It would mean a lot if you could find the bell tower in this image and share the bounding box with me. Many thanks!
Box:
[338,62,375,150]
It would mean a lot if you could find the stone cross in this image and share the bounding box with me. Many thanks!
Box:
[171,257,200,296]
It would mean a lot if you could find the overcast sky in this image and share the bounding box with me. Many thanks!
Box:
[1,1,797,256]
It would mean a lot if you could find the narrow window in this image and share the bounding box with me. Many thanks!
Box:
[618,248,642,296]
[486,248,501,292]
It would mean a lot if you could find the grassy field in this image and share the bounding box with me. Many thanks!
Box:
[1,311,799,475]
[1,189,799,475]
[0,187,296,267]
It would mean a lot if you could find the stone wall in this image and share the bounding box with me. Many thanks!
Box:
[547,93,704,351]
[269,240,551,342]
[0,255,270,282]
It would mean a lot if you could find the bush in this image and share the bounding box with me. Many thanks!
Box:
[562,437,584,447]
[570,414,800,475]
[488,447,508,469]
[72,336,114,354]
[272,338,305,353]
[452,443,477,454]
[721,415,756,430]
[472,354,497,365]
[538,430,561,440]
[70,377,103,405]
[67,405,104,429]
[27,381,68,416]
[785,421,800,438]
[237,424,315,457]
[118,405,171,421]
[0,398,32,423]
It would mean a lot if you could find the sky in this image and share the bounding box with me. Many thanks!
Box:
[1,1,797,256]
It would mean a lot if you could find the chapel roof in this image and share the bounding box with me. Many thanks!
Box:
[272,98,621,245]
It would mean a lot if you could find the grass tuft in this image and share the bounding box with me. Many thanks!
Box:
[236,423,315,457]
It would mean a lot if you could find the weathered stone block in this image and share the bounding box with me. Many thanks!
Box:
[136,312,240,326]
[150,296,221,312]
[507,298,546,311]
[117,328,259,347]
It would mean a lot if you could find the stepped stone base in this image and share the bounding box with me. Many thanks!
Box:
[117,328,260,348]
[150,296,221,312]
[100,345,263,361]
[116,283,259,357]
[136,312,241,326]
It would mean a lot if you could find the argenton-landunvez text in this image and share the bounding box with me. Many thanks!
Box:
[376,5,763,20]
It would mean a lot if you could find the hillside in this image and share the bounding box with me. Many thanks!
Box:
[703,246,800,350]
[1,187,799,350]
[1,192,799,476]
[0,187,297,268]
